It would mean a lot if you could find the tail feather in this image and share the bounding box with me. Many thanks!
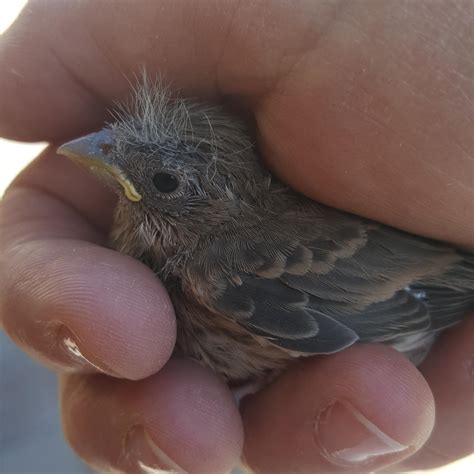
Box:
[410,252,474,331]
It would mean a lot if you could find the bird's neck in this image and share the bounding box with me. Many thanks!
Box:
[110,179,296,281]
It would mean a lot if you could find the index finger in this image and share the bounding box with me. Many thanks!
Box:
[0,148,176,379]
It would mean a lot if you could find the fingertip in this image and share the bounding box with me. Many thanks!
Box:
[144,359,245,472]
[241,345,435,473]
[1,239,176,380]
[60,359,244,474]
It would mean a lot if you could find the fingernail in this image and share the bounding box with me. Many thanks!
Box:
[59,327,115,375]
[125,425,185,473]
[315,400,408,466]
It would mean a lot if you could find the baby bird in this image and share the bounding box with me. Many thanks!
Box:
[58,80,474,383]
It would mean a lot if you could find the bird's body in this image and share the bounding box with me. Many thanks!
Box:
[58,80,474,383]
[110,180,473,382]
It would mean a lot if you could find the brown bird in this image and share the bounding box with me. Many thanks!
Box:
[58,80,474,384]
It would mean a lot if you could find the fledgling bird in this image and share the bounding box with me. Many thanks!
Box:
[57,80,474,383]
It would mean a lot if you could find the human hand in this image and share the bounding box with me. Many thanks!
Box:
[0,1,472,472]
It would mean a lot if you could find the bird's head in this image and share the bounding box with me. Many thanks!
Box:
[57,82,271,242]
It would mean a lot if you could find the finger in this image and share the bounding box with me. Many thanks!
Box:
[253,1,474,248]
[401,316,474,470]
[0,148,176,379]
[60,358,243,474]
[0,0,234,140]
[241,345,435,473]
[0,1,472,246]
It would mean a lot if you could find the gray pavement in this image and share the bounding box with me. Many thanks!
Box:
[0,332,91,474]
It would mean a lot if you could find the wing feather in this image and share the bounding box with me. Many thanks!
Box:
[187,216,472,354]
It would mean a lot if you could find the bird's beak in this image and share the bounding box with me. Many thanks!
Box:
[57,129,142,202]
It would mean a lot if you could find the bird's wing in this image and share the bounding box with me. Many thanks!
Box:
[186,218,465,354]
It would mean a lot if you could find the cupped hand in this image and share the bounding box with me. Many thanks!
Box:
[0,1,472,473]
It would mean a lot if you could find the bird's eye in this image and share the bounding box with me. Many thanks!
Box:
[152,172,179,193]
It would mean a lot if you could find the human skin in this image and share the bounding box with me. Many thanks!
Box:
[0,1,473,473]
